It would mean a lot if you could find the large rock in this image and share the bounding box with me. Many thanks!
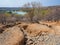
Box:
[52,25,60,35]
[24,24,57,45]
[26,24,55,37]
[0,26,24,45]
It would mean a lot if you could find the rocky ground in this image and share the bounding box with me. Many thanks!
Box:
[0,21,60,45]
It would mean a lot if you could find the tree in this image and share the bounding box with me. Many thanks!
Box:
[23,1,42,23]
[0,13,6,24]
[43,8,60,21]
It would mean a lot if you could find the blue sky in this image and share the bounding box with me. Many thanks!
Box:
[0,0,60,7]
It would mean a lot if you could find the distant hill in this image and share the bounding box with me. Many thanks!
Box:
[0,7,21,11]
[0,5,60,11]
